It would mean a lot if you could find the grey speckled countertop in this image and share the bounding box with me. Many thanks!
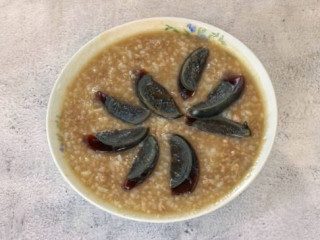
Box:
[1,1,320,239]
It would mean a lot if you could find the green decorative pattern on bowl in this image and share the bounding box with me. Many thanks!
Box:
[165,23,226,45]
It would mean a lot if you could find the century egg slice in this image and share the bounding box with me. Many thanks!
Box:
[179,47,209,99]
[187,117,251,138]
[188,76,245,119]
[170,134,199,195]
[96,91,151,125]
[136,74,182,119]
[85,127,149,152]
[123,135,159,190]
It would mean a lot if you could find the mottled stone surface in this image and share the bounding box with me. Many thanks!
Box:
[0,1,319,239]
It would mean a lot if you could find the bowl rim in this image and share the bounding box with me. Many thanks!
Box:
[46,17,278,223]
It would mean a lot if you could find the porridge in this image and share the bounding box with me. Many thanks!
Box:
[59,31,265,217]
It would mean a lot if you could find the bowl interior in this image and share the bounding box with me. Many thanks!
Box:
[47,17,277,222]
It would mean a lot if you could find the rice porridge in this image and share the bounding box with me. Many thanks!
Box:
[59,31,265,217]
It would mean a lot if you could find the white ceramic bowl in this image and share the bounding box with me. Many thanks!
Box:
[47,17,277,222]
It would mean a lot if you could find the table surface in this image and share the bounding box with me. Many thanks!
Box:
[1,1,319,239]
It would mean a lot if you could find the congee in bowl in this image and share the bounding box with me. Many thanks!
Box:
[58,30,265,217]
